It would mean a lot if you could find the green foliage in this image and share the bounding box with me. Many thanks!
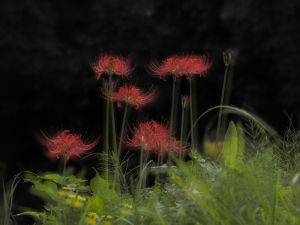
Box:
[1,175,20,225]
[222,121,238,168]
[90,169,117,202]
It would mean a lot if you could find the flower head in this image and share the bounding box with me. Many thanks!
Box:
[42,130,99,161]
[93,53,133,79]
[126,120,189,156]
[148,54,212,80]
[102,84,156,109]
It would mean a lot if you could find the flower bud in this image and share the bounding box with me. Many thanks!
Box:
[181,95,190,109]
[223,50,238,67]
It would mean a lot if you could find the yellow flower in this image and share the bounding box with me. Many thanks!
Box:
[87,212,99,219]
[62,186,74,191]
[77,195,86,201]
[123,203,133,209]
[65,198,84,208]
[65,198,73,205]
[102,221,112,225]
[105,215,113,219]
[69,194,76,198]
[85,217,96,225]
[57,190,69,197]
[73,200,84,208]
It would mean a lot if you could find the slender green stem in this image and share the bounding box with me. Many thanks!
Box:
[169,78,176,137]
[109,75,118,158]
[215,65,229,151]
[114,102,129,194]
[61,156,68,223]
[179,105,186,161]
[104,96,110,181]
[110,102,118,152]
[221,62,235,131]
[139,148,145,189]
[189,77,195,150]
[62,156,67,185]
[168,78,177,165]
[118,102,129,160]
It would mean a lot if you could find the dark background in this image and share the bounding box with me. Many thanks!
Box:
[1,0,300,221]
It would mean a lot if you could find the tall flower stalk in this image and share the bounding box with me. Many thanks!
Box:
[149,54,212,151]
[215,51,236,153]
[101,83,156,192]
[93,53,133,181]
[180,96,189,161]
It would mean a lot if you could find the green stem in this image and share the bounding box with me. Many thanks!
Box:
[104,96,110,181]
[168,78,177,165]
[215,65,229,151]
[62,156,67,185]
[221,62,235,135]
[118,102,129,160]
[114,102,129,194]
[179,105,186,161]
[139,148,145,189]
[109,75,118,158]
[189,77,195,150]
[169,78,176,137]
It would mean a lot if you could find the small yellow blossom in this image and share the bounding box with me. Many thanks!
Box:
[73,200,84,208]
[77,195,86,201]
[65,198,84,208]
[106,215,113,219]
[62,186,74,191]
[57,190,69,197]
[123,203,133,209]
[87,212,99,219]
[85,217,96,225]
[67,194,86,201]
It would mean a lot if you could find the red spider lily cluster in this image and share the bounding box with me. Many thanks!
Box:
[42,130,99,161]
[42,52,210,161]
[102,84,156,109]
[126,120,189,156]
[93,53,133,79]
[148,54,212,80]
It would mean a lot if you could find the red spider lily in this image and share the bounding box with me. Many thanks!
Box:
[101,84,156,109]
[148,54,212,80]
[42,130,99,161]
[92,53,133,79]
[126,120,189,156]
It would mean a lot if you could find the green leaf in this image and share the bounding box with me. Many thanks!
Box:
[15,211,47,222]
[88,195,104,213]
[236,122,245,163]
[30,180,59,201]
[90,169,117,202]
[222,121,238,169]
[40,174,86,186]
[76,185,91,192]
[40,174,65,184]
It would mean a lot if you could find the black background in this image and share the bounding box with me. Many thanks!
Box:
[1,0,300,222]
